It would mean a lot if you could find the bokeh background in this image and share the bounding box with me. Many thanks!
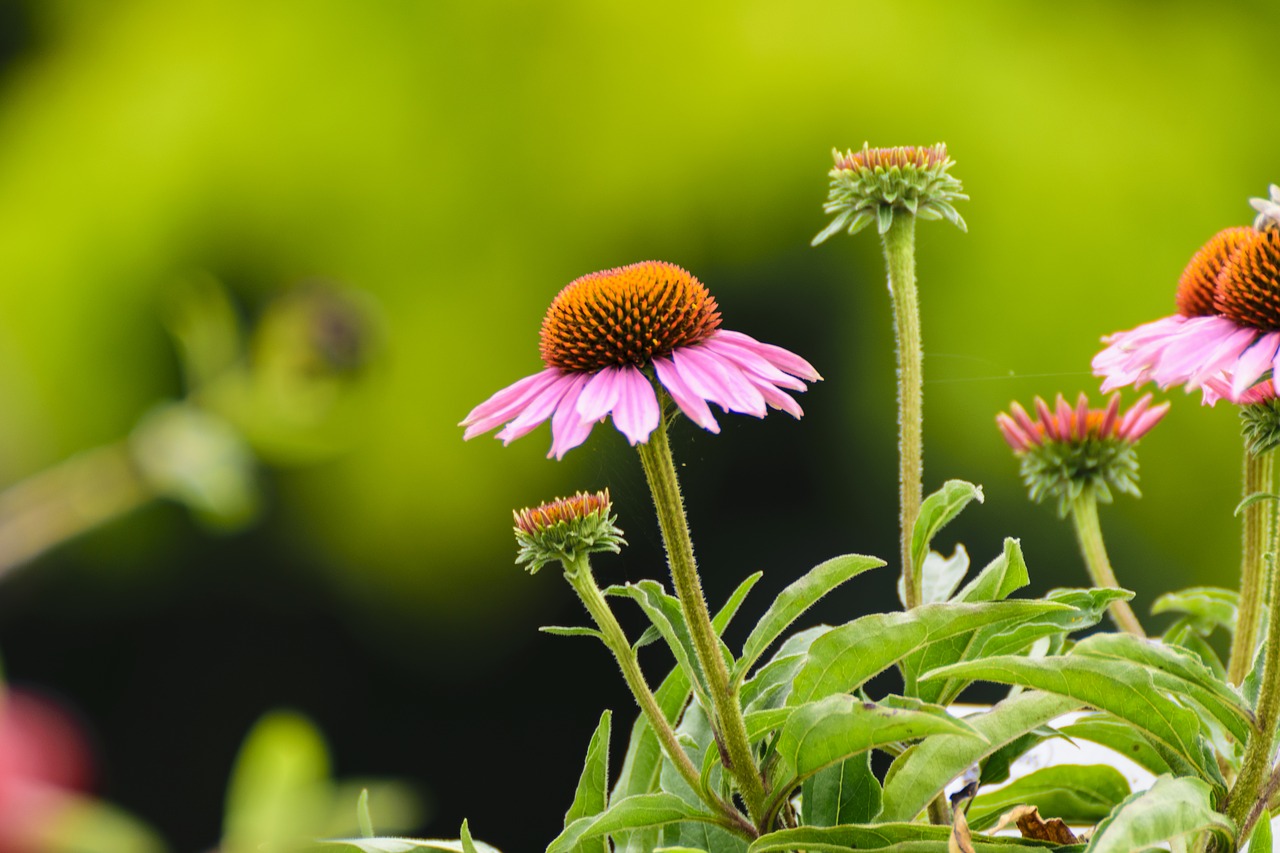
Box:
[0,0,1277,849]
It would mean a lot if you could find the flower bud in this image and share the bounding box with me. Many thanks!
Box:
[513,490,625,574]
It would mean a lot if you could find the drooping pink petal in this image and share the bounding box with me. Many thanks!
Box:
[610,366,661,446]
[461,368,565,440]
[702,336,808,391]
[1117,393,1153,437]
[711,330,822,381]
[549,373,596,460]
[1229,332,1280,399]
[1184,324,1261,388]
[653,355,721,433]
[1153,317,1255,388]
[495,372,583,443]
[674,346,767,417]
[1126,401,1171,441]
[750,375,805,418]
[577,366,626,423]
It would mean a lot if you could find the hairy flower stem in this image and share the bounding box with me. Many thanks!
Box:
[0,442,152,584]
[882,215,924,609]
[1069,494,1145,636]
[1228,448,1276,686]
[1226,502,1280,843]
[637,417,768,826]
[563,555,756,839]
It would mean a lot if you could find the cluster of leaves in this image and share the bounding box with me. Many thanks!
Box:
[332,479,1277,852]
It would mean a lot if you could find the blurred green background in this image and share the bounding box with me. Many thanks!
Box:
[0,0,1277,849]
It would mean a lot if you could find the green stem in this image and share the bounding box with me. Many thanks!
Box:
[0,442,152,583]
[563,555,756,839]
[881,215,924,609]
[1069,493,1145,637]
[1228,448,1275,686]
[1226,499,1280,843]
[636,417,768,826]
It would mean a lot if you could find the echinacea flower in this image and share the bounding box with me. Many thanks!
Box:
[997,392,1169,515]
[514,489,625,574]
[461,261,821,459]
[1094,187,1280,404]
[812,143,968,245]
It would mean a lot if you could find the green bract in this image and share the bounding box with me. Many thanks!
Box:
[812,142,968,245]
[1018,434,1141,517]
[1239,396,1280,455]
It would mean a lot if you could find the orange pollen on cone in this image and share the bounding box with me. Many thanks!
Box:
[1213,228,1280,331]
[514,490,611,535]
[835,144,948,173]
[539,261,722,371]
[1176,226,1257,317]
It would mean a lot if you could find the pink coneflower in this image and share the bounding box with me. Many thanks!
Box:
[996,392,1169,514]
[1093,194,1280,404]
[461,261,821,459]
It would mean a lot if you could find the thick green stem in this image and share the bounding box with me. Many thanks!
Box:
[1228,449,1276,686]
[0,442,152,583]
[1226,502,1280,843]
[1069,493,1145,637]
[881,215,924,609]
[563,555,756,839]
[636,418,768,826]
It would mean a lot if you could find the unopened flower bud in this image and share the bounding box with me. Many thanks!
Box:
[513,490,625,574]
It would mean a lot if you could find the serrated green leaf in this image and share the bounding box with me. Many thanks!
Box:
[539,626,605,640]
[907,480,984,603]
[966,764,1130,831]
[789,600,1072,706]
[1084,775,1232,853]
[774,696,980,793]
[1152,587,1238,635]
[735,554,883,686]
[921,656,1221,785]
[1071,633,1255,744]
[546,794,721,853]
[564,711,611,844]
[801,752,881,827]
[878,691,1081,823]
[747,823,1047,852]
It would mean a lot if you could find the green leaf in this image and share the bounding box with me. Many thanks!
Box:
[313,833,501,853]
[789,599,1072,705]
[740,626,827,714]
[775,695,981,792]
[1056,713,1171,778]
[735,554,883,685]
[539,626,605,640]
[1071,633,1255,744]
[801,752,881,827]
[1083,775,1233,852]
[878,691,1081,822]
[1163,620,1227,680]
[747,823,1047,852]
[966,764,1130,831]
[564,710,611,845]
[954,536,1028,603]
[459,821,479,853]
[1247,809,1271,853]
[921,655,1222,785]
[546,794,720,853]
[608,580,712,703]
[908,480,984,601]
[1151,586,1238,635]
[357,790,374,839]
[900,544,969,607]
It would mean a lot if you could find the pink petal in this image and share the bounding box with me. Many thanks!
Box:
[675,347,767,417]
[577,366,625,422]
[549,373,595,459]
[460,368,564,439]
[751,376,805,418]
[1184,325,1260,388]
[702,337,808,391]
[1009,402,1041,445]
[711,330,822,381]
[996,413,1030,451]
[1098,393,1120,438]
[610,367,661,446]
[1118,393,1153,436]
[1035,398,1059,441]
[1230,332,1280,399]
[494,372,581,443]
[654,356,721,433]
[1125,401,1170,441]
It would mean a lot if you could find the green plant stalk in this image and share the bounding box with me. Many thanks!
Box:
[1069,493,1145,637]
[881,215,924,610]
[1228,448,1275,686]
[636,416,768,826]
[0,441,153,584]
[1226,503,1280,844]
[563,554,756,839]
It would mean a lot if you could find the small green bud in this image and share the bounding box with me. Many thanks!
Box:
[1240,392,1280,456]
[513,489,625,574]
[812,143,968,245]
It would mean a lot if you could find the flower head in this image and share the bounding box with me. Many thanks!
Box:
[1093,195,1280,405]
[997,392,1168,516]
[461,261,821,458]
[514,489,625,574]
[812,143,967,245]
